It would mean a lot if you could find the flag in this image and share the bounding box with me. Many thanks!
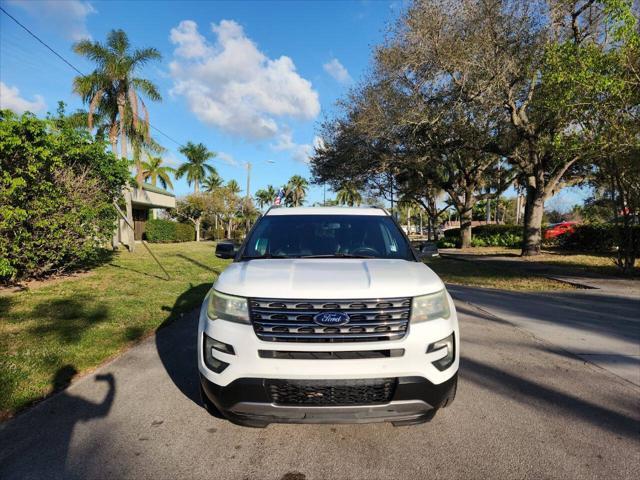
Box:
[274,188,285,206]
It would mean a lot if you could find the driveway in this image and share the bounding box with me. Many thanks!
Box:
[1,295,639,480]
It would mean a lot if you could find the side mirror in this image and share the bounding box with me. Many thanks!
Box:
[215,242,237,259]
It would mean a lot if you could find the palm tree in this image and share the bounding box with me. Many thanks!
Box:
[265,185,277,202]
[336,183,362,207]
[226,179,242,195]
[286,175,308,207]
[73,30,162,252]
[202,169,223,192]
[73,29,162,184]
[176,142,216,193]
[140,156,175,190]
[254,189,272,209]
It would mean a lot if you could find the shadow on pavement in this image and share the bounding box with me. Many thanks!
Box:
[449,285,640,345]
[0,366,115,480]
[461,356,640,441]
[155,282,212,408]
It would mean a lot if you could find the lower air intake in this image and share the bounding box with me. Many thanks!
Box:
[266,378,396,406]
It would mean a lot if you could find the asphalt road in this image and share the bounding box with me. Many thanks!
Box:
[1,291,639,480]
[448,285,640,386]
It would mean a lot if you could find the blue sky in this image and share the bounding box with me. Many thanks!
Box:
[0,0,403,204]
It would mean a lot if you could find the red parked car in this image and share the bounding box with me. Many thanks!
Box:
[544,221,578,239]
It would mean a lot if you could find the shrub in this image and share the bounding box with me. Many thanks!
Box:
[437,238,457,248]
[145,219,176,243]
[0,110,128,283]
[231,229,245,242]
[209,227,225,241]
[175,223,195,242]
[560,224,640,254]
[443,224,522,248]
[145,219,195,243]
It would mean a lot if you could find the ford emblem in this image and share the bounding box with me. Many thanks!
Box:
[313,311,350,326]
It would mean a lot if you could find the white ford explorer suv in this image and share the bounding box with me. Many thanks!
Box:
[198,206,459,427]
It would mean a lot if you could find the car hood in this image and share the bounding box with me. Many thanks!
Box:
[214,259,445,299]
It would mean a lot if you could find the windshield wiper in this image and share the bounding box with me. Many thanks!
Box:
[299,253,375,259]
[240,253,296,260]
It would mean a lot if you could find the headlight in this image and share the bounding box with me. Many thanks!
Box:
[207,290,250,324]
[411,290,450,323]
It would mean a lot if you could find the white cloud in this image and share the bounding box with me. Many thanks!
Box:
[169,19,320,140]
[272,132,314,164]
[217,152,239,167]
[169,20,211,59]
[0,82,46,113]
[8,0,96,41]
[323,58,352,84]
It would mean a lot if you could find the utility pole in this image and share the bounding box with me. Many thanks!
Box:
[245,162,252,233]
[245,162,251,200]
[323,182,326,206]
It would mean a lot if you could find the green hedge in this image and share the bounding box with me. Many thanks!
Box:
[443,224,522,247]
[175,223,195,242]
[145,219,194,243]
[560,224,640,253]
[441,223,640,253]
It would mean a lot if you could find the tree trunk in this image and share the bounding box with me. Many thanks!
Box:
[109,124,118,155]
[123,188,135,252]
[194,182,199,194]
[117,93,135,252]
[458,190,474,248]
[460,206,473,248]
[135,160,144,186]
[522,185,545,256]
[195,218,201,242]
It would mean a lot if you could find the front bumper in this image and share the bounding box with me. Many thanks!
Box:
[197,290,459,425]
[200,374,457,426]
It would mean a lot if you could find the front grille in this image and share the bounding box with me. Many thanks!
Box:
[267,378,396,406]
[249,297,411,343]
[258,349,404,360]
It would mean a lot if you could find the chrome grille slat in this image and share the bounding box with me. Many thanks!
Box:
[252,310,409,321]
[255,320,408,329]
[257,325,407,334]
[249,297,412,343]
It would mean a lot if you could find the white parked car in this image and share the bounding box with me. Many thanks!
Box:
[198,206,459,427]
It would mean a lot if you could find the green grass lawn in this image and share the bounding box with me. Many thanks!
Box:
[0,242,229,419]
[424,256,575,291]
[440,247,639,278]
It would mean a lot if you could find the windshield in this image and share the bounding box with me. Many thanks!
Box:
[241,214,414,260]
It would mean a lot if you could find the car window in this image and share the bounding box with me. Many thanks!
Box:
[242,214,413,260]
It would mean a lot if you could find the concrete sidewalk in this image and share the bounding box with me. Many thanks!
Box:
[448,285,640,386]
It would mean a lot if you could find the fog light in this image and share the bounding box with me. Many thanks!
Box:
[208,337,235,355]
[203,335,230,373]
[427,333,455,371]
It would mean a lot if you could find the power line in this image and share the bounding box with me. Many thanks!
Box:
[0,6,185,149]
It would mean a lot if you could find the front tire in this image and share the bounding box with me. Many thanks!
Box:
[441,376,457,408]
[200,384,223,418]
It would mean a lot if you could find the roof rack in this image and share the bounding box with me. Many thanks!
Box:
[264,204,283,215]
[368,205,391,215]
